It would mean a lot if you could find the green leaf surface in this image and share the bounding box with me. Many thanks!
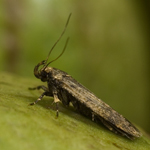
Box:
[0,72,150,150]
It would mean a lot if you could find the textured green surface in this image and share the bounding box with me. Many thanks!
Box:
[0,0,150,133]
[0,72,150,150]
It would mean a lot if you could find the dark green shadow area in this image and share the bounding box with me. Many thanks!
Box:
[0,72,150,150]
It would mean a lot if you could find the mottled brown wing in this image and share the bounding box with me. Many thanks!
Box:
[58,72,141,139]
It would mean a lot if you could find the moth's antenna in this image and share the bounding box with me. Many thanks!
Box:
[45,37,69,68]
[44,13,72,65]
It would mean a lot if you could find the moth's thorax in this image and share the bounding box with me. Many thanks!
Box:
[45,67,63,80]
[44,67,53,73]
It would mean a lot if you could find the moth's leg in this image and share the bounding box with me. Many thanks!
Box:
[53,90,61,117]
[92,112,95,121]
[29,91,49,105]
[55,102,59,118]
[29,85,48,92]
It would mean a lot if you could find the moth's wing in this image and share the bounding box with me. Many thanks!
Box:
[60,74,141,139]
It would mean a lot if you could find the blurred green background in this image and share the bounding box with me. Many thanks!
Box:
[0,0,149,133]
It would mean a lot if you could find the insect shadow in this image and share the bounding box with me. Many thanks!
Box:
[28,90,114,134]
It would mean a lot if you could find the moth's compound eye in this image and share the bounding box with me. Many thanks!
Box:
[41,71,47,82]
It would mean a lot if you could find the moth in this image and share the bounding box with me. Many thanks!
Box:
[29,13,141,140]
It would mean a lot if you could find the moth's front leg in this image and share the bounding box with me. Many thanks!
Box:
[29,91,50,105]
[29,85,48,92]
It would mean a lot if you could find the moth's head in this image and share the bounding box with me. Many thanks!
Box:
[34,37,69,82]
[34,60,49,82]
